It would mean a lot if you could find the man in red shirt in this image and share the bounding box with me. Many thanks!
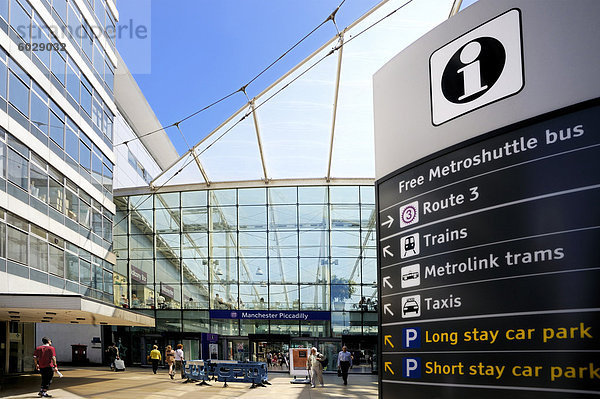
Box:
[33,337,58,398]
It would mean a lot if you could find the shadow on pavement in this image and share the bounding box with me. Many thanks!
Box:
[0,370,111,397]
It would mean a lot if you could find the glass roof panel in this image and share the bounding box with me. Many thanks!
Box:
[199,110,265,182]
[256,43,338,180]
[152,152,203,188]
[330,0,452,178]
[154,0,453,187]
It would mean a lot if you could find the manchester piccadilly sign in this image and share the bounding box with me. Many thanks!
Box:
[209,310,331,321]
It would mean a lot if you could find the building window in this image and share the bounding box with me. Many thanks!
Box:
[66,251,79,282]
[65,126,79,161]
[48,176,64,212]
[0,222,5,258]
[30,91,49,135]
[10,0,30,44]
[0,142,4,179]
[49,110,64,148]
[29,162,48,203]
[0,60,7,99]
[49,242,64,277]
[30,235,48,272]
[6,225,27,264]
[80,80,92,115]
[65,188,78,221]
[92,208,102,237]
[9,71,29,117]
[80,141,91,171]
[7,148,28,190]
[53,0,67,24]
[51,50,66,86]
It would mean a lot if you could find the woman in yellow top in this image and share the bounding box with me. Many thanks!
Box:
[149,345,162,374]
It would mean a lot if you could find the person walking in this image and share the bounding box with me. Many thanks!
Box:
[174,344,185,379]
[149,345,162,374]
[106,342,119,371]
[337,346,353,385]
[307,347,325,388]
[33,337,59,398]
[165,345,175,379]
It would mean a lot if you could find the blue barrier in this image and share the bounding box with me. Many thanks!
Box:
[205,360,237,382]
[194,360,270,388]
[182,360,210,385]
[183,360,270,388]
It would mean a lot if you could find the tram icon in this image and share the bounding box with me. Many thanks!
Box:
[401,264,420,288]
[400,233,420,259]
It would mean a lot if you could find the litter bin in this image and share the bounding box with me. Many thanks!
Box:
[72,344,88,365]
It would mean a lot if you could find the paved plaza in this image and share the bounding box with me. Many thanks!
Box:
[0,367,378,399]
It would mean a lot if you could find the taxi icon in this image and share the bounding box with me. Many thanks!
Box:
[403,298,420,316]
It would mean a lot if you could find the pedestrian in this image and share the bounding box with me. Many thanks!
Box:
[33,337,59,398]
[149,345,161,374]
[165,345,175,379]
[337,345,353,385]
[174,344,185,379]
[106,342,119,371]
[307,347,325,388]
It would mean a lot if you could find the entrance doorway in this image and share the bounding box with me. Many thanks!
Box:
[182,339,200,361]
[341,335,377,374]
[227,339,249,361]
[317,340,340,372]
[249,334,290,371]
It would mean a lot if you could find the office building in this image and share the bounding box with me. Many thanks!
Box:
[0,0,159,373]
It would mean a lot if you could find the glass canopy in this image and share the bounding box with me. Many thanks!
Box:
[151,0,452,189]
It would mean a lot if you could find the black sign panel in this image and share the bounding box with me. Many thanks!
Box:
[376,101,600,398]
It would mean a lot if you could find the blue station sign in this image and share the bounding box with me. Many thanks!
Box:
[209,310,331,321]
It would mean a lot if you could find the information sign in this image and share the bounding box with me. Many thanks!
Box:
[376,102,600,397]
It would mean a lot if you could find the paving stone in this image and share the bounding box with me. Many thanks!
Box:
[0,367,378,399]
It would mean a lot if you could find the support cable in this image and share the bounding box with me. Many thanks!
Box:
[114,113,249,228]
[117,0,417,222]
[115,0,348,147]
[344,0,415,47]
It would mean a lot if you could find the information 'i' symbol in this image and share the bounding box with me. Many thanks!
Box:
[457,41,487,101]
[441,37,506,104]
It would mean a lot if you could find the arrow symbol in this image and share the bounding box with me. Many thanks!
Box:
[383,246,394,258]
[385,362,395,375]
[382,276,393,289]
[383,303,394,316]
[381,215,394,228]
[384,335,394,348]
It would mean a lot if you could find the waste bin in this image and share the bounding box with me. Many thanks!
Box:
[71,344,88,365]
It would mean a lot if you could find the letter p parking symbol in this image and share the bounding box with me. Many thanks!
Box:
[403,357,421,379]
[402,327,421,349]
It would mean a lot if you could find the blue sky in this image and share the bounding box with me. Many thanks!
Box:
[116,0,383,156]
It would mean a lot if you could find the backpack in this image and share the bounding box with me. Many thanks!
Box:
[319,355,328,368]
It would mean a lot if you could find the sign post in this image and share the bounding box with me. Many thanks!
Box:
[289,348,310,384]
[374,1,600,398]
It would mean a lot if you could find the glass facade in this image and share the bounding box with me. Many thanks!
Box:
[0,208,113,300]
[114,185,378,337]
[0,0,117,312]
[0,0,119,374]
